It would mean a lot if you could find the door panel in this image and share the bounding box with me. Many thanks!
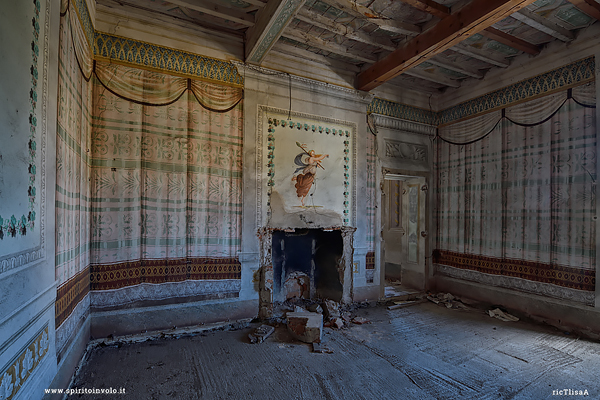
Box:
[382,179,403,281]
[401,176,426,289]
[381,175,427,289]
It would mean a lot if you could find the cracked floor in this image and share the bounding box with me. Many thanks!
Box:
[71,302,600,399]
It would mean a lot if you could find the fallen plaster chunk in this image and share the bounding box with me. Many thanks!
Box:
[331,317,344,329]
[313,342,333,353]
[287,312,323,343]
[307,304,323,314]
[488,308,519,322]
[427,293,470,310]
[387,299,427,310]
[323,300,341,320]
[351,317,371,325]
[248,325,275,344]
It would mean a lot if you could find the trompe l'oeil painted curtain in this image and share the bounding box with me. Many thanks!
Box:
[89,62,243,289]
[55,1,93,331]
[55,4,92,287]
[435,83,596,301]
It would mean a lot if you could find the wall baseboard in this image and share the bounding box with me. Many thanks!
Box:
[90,298,257,339]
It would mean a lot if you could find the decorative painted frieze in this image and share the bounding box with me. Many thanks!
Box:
[0,325,49,400]
[439,56,595,125]
[94,33,244,87]
[368,98,436,126]
[369,57,595,127]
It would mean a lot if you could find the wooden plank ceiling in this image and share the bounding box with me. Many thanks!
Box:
[97,0,600,92]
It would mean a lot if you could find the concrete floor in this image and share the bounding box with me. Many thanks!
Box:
[70,301,600,399]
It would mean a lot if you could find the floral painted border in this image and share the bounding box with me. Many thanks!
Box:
[0,0,39,240]
[368,56,595,127]
[0,325,49,400]
[94,32,244,87]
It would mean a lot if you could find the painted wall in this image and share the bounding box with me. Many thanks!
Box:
[0,0,60,399]
[238,65,377,300]
[54,4,93,371]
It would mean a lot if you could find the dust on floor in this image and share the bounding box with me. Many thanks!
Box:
[70,302,600,400]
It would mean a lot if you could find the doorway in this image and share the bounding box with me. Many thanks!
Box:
[381,173,427,295]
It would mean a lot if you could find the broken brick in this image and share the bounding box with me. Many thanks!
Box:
[287,312,323,343]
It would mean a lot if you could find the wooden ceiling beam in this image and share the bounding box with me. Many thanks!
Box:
[282,28,378,63]
[318,0,421,36]
[356,0,535,91]
[480,26,540,54]
[168,0,255,26]
[512,8,574,42]
[296,8,396,51]
[245,0,306,64]
[567,0,600,21]
[404,0,541,55]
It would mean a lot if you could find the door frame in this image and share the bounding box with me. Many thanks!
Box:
[378,167,432,297]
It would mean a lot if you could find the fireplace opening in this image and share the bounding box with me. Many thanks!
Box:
[272,229,344,302]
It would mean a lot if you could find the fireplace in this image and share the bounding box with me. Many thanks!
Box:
[258,226,355,319]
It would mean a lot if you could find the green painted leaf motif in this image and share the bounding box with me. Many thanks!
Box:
[176,106,190,123]
[145,172,163,195]
[123,172,141,194]
[189,176,206,198]
[198,142,213,166]
[96,93,124,116]
[168,174,187,198]
[95,170,119,196]
[175,138,189,162]
[113,133,134,157]
[92,130,109,156]
[162,214,180,236]
[141,136,155,159]
[122,213,134,238]
[203,215,219,235]
[551,154,571,174]
[551,222,562,245]
[140,212,158,236]
[207,178,225,202]
[91,215,113,238]
[157,138,175,161]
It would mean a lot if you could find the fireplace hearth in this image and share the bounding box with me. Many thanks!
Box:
[258,226,355,319]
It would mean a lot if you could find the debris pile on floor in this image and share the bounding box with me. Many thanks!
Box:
[488,308,519,322]
[248,325,275,344]
[427,292,470,310]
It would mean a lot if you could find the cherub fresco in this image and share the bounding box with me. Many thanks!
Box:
[291,142,329,206]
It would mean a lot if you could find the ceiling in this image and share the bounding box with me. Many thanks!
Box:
[96,0,600,93]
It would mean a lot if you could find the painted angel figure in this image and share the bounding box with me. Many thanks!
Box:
[291,142,329,206]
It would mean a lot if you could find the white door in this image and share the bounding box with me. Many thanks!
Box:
[382,175,427,289]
